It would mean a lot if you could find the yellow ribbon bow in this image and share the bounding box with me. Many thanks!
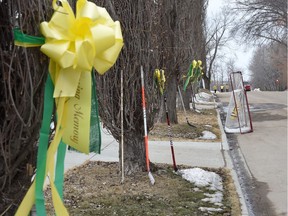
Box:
[41,0,123,98]
[192,60,197,69]
[40,0,123,153]
[197,60,202,70]
[15,0,123,215]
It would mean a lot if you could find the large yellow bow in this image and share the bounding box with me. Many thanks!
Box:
[41,0,123,98]
[15,1,123,215]
[40,0,123,153]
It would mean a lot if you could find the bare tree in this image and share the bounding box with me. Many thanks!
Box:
[226,58,237,75]
[249,44,283,90]
[0,2,209,214]
[225,58,243,80]
[158,0,179,123]
[0,0,52,213]
[94,0,208,174]
[204,7,232,90]
[156,0,208,120]
[231,0,287,47]
[269,42,287,90]
[174,0,207,111]
[94,0,162,174]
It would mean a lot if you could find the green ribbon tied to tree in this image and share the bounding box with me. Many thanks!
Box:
[14,0,124,215]
[183,60,203,91]
[13,29,102,216]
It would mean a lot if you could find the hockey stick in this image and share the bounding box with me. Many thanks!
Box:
[164,95,178,172]
[140,66,155,185]
[177,85,196,127]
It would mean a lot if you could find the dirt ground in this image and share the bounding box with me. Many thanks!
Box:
[43,107,241,216]
[45,162,240,216]
[149,109,221,142]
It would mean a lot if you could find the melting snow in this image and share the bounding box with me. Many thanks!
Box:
[195,92,213,102]
[179,168,225,213]
[200,130,217,140]
[202,192,223,204]
[199,207,223,212]
[179,168,223,191]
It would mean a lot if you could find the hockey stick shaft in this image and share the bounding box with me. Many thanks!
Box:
[164,95,178,171]
[177,86,195,127]
[140,66,155,185]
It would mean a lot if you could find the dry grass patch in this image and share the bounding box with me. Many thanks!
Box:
[45,162,241,216]
[150,109,221,142]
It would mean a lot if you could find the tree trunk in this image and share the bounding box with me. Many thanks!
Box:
[95,0,207,175]
[163,72,178,123]
[203,75,210,90]
[0,0,52,213]
[120,133,146,175]
[183,88,191,110]
[159,0,178,124]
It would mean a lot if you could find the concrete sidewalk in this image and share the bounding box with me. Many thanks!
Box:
[64,92,226,172]
[64,128,226,172]
[149,141,225,168]
[64,128,119,172]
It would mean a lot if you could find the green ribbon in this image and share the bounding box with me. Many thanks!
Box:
[183,64,193,91]
[35,74,54,215]
[183,60,203,91]
[13,28,102,215]
[55,140,67,199]
[13,28,45,47]
[90,71,101,153]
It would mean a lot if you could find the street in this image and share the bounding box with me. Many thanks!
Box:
[217,91,287,216]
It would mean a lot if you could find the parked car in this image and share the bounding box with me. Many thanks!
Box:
[244,84,251,91]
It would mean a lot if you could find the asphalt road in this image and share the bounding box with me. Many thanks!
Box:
[217,91,287,216]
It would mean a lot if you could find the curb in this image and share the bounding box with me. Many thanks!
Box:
[215,99,250,216]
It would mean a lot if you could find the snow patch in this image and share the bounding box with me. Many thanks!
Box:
[224,126,252,134]
[196,92,213,101]
[179,168,223,191]
[202,192,223,204]
[199,207,223,212]
[200,130,217,140]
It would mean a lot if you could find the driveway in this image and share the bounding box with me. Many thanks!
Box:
[217,91,287,216]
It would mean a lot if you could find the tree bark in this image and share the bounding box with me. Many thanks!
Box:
[163,72,178,123]
[121,133,146,175]
[0,1,52,214]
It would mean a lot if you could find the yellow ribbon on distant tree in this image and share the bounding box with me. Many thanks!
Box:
[15,0,123,215]
[183,59,203,91]
[154,69,166,95]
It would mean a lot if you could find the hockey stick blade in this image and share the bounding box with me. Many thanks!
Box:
[148,171,155,185]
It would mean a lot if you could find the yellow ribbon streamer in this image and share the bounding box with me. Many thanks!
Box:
[16,0,123,215]
[16,98,67,216]
[154,69,166,95]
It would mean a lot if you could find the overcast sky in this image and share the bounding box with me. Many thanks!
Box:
[207,0,254,81]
